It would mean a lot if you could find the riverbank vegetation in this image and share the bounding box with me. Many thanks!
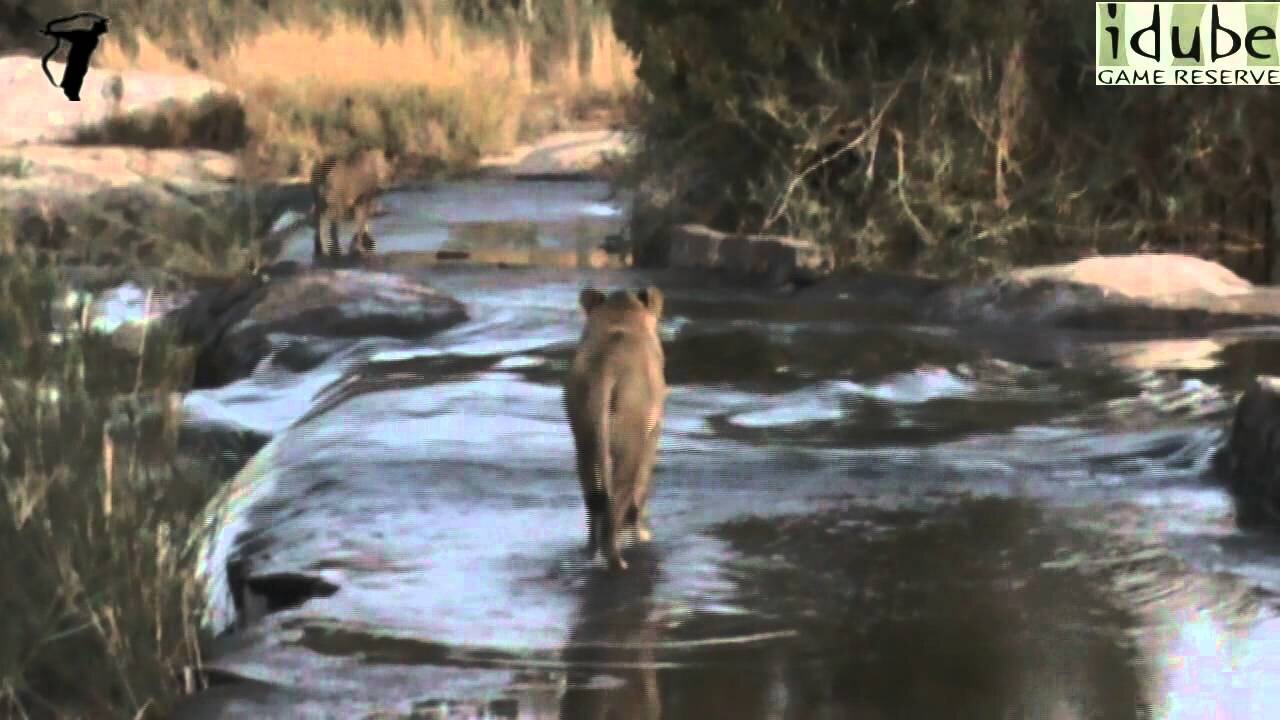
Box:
[0,239,215,718]
[0,147,263,717]
[0,2,635,715]
[610,0,1280,281]
[8,0,635,178]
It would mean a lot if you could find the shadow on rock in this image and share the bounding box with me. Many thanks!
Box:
[226,560,340,631]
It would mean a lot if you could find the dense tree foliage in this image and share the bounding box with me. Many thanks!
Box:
[611,0,1280,280]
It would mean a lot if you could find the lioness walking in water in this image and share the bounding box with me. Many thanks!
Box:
[564,287,667,570]
[310,148,394,259]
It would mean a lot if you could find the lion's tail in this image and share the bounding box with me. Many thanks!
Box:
[584,378,613,497]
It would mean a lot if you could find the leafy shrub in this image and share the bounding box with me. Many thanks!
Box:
[611,0,1280,280]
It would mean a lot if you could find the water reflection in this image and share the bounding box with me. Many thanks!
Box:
[312,180,625,262]
[180,487,1280,718]
[560,548,663,720]
[550,497,1149,720]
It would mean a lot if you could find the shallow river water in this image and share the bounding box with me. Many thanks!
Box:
[173,180,1280,719]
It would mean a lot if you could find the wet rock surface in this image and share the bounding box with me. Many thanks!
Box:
[178,266,468,388]
[651,239,1280,335]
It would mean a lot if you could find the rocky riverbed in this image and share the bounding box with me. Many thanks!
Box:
[8,50,1280,720]
[132,179,1279,719]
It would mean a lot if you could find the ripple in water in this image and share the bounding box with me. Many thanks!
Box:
[177,196,1280,717]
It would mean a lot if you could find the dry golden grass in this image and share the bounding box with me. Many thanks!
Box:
[206,16,521,91]
[99,9,636,94]
[99,34,193,76]
[96,7,636,175]
[583,21,636,92]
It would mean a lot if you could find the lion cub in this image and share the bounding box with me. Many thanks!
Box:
[564,287,667,570]
[310,148,394,259]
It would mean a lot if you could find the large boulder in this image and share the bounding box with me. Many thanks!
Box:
[180,266,468,388]
[1222,375,1280,528]
[926,254,1280,332]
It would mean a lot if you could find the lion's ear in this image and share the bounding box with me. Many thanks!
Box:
[580,288,607,313]
[636,287,663,318]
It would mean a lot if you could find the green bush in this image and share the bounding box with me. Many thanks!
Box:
[611,0,1280,279]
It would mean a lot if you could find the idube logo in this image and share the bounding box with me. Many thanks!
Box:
[1097,2,1280,85]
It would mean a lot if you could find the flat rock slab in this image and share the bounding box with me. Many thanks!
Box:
[0,54,225,146]
[0,143,237,196]
[926,253,1280,332]
[182,267,468,388]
